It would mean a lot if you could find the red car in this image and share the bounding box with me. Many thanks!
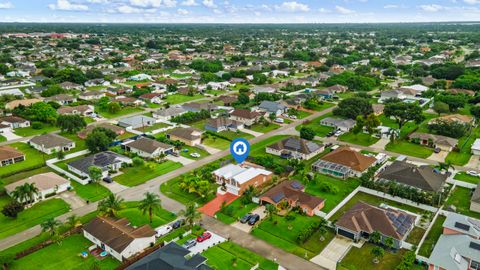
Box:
[196,232,212,242]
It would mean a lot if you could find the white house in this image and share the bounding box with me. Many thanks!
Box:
[29,134,75,154]
[472,139,480,156]
[5,172,71,204]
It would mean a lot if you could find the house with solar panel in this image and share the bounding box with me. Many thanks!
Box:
[266,137,324,160]
[67,151,132,180]
[334,202,416,248]
[428,212,480,270]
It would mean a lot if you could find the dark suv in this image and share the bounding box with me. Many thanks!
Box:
[240,213,252,223]
[248,214,260,225]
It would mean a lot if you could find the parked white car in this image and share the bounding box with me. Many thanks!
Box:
[155,225,173,237]
[467,171,479,177]
[274,118,284,123]
[190,153,201,158]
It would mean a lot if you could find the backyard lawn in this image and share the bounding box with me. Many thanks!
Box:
[215,198,258,224]
[59,132,88,152]
[406,226,427,246]
[97,106,144,119]
[249,122,281,133]
[70,181,112,202]
[179,145,210,160]
[418,215,446,257]
[0,166,53,190]
[454,172,480,184]
[338,243,407,270]
[0,198,70,240]
[338,132,380,146]
[135,122,170,133]
[14,124,59,137]
[203,241,278,270]
[445,186,480,219]
[445,126,480,166]
[9,234,120,270]
[118,201,176,228]
[385,140,433,159]
[113,160,183,187]
[251,212,334,259]
[0,143,51,178]
[165,93,204,104]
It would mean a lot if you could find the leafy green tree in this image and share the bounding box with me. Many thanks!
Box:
[56,114,86,133]
[97,96,110,111]
[300,127,315,140]
[41,218,62,236]
[369,231,381,244]
[333,97,373,120]
[107,102,121,114]
[435,93,467,111]
[138,192,162,224]
[88,166,103,184]
[66,214,81,228]
[237,93,249,104]
[265,204,277,220]
[0,254,14,270]
[470,106,480,119]
[86,128,115,153]
[132,157,145,166]
[371,246,385,263]
[428,119,468,138]
[179,203,201,228]
[98,194,124,217]
[252,73,267,85]
[384,100,424,129]
[433,101,450,115]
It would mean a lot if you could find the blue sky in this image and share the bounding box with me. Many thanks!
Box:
[0,0,479,23]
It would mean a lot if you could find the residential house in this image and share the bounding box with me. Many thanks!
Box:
[57,105,94,116]
[139,93,163,104]
[372,104,385,116]
[0,145,25,167]
[152,106,187,120]
[125,242,213,270]
[266,137,324,160]
[429,114,474,126]
[377,160,448,192]
[409,132,458,152]
[182,102,218,113]
[0,116,30,129]
[335,202,416,248]
[258,101,287,116]
[428,234,480,270]
[325,84,348,93]
[5,172,70,203]
[124,137,174,159]
[212,163,273,196]
[442,212,480,239]
[229,109,261,127]
[319,117,356,132]
[315,89,335,99]
[260,180,325,216]
[312,146,377,179]
[204,117,243,132]
[78,123,125,139]
[59,81,83,91]
[29,134,75,154]
[471,183,480,213]
[217,95,238,106]
[79,91,106,101]
[117,115,156,129]
[85,78,110,87]
[115,97,145,107]
[67,151,132,180]
[4,98,42,110]
[252,85,276,94]
[167,127,204,146]
[45,94,76,105]
[447,88,476,97]
[83,216,155,262]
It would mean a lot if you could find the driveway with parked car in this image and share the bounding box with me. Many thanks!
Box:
[187,231,226,255]
[232,206,266,233]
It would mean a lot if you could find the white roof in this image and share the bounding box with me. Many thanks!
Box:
[472,139,480,151]
[232,167,272,185]
[213,164,272,184]
[213,164,246,179]
[403,84,428,92]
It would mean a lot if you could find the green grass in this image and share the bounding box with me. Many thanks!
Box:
[0,198,70,240]
[329,192,426,222]
[445,186,480,219]
[406,226,426,246]
[0,135,6,142]
[307,102,335,112]
[0,166,53,190]
[379,114,399,128]
[113,160,183,187]
[445,126,480,166]
[295,112,335,137]
[454,172,480,184]
[338,132,380,146]
[70,181,112,202]
[116,131,136,140]
[217,130,254,141]
[118,201,176,228]
[385,140,433,159]
[215,198,258,224]
[0,143,51,178]
[179,145,210,160]
[302,175,361,213]
[249,122,281,133]
[418,215,446,257]
[58,132,87,152]
[97,106,143,119]
[203,241,278,270]
[135,122,170,133]
[164,94,204,104]
[9,234,120,270]
[14,124,59,137]
[251,213,333,259]
[295,110,311,119]
[160,175,217,206]
[189,119,207,130]
[339,243,407,270]
[202,135,231,150]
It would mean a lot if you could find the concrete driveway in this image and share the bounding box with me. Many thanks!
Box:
[3,129,22,141]
[188,231,226,255]
[467,155,480,169]
[370,138,389,150]
[199,144,222,154]
[101,181,128,193]
[166,155,194,165]
[427,150,448,162]
[231,205,266,233]
[59,192,86,209]
[310,237,353,270]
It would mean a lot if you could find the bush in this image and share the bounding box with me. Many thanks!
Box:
[317,182,339,194]
[2,201,24,218]
[296,221,321,243]
[132,157,145,166]
[31,121,43,129]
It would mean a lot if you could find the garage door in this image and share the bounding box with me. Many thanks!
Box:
[337,228,355,240]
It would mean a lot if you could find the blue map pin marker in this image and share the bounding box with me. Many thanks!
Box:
[230,138,250,164]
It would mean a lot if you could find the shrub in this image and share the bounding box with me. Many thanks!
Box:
[2,201,24,218]
[31,121,43,129]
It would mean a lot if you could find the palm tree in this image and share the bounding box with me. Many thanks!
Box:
[98,194,124,217]
[369,231,381,244]
[371,246,385,264]
[41,218,62,236]
[241,186,255,205]
[66,214,81,228]
[178,203,201,228]
[387,128,400,143]
[265,204,277,220]
[11,183,39,206]
[138,192,162,224]
[25,183,39,205]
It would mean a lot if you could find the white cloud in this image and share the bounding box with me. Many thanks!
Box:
[48,0,89,11]
[177,8,189,14]
[202,0,216,8]
[213,8,222,14]
[86,0,109,3]
[384,4,398,9]
[129,0,176,8]
[115,4,157,13]
[274,2,310,12]
[335,5,355,14]
[419,4,445,12]
[464,0,480,4]
[318,7,330,13]
[0,2,13,9]
[181,0,198,6]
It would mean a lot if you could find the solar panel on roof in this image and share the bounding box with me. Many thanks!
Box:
[290,181,303,189]
[272,192,285,203]
[455,222,471,231]
[470,242,480,251]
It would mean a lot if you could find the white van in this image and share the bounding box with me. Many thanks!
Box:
[155,225,173,237]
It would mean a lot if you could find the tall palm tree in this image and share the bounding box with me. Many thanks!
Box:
[41,218,62,236]
[98,194,124,217]
[138,192,161,224]
[178,203,201,228]
[11,183,39,206]
[66,214,81,228]
[24,183,39,205]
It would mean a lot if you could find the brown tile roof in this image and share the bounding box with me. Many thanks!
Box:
[230,109,261,120]
[336,202,415,240]
[83,216,155,254]
[0,116,29,124]
[167,127,204,141]
[5,99,42,109]
[0,146,24,161]
[261,180,324,210]
[29,133,73,149]
[430,114,474,125]
[57,105,92,114]
[320,146,376,172]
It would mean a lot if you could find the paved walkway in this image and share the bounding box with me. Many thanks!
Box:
[59,191,86,209]
[166,155,195,165]
[466,155,480,169]
[202,215,327,270]
[199,144,222,154]
[231,206,266,233]
[100,181,129,193]
[427,150,448,162]
[369,138,389,149]
[239,128,263,137]
[2,129,22,141]
[310,237,353,270]
[199,193,238,217]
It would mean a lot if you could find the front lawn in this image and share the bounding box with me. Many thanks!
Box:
[295,112,335,137]
[454,172,480,184]
[9,234,120,270]
[0,143,51,178]
[113,160,183,187]
[118,201,176,228]
[203,241,278,270]
[14,124,59,137]
[215,198,258,224]
[164,94,204,104]
[97,106,144,119]
[0,198,70,240]
[0,135,6,142]
[445,126,480,166]
[385,140,433,159]
[251,213,334,259]
[306,102,335,112]
[338,243,406,270]
[249,122,281,133]
[418,215,446,257]
[217,130,254,141]
[179,145,210,160]
[202,135,230,150]
[338,132,380,146]
[70,181,112,203]
[445,186,480,219]
[160,176,217,206]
